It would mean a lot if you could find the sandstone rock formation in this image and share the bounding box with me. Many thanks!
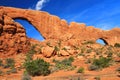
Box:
[0,6,120,46]
[0,8,30,56]
[0,6,120,57]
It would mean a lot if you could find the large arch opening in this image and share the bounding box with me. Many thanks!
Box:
[14,19,45,41]
[96,38,108,45]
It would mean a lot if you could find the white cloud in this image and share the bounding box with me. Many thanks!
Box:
[95,23,115,30]
[35,0,49,10]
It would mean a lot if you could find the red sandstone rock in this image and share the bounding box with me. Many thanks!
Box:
[42,46,54,58]
[0,11,30,56]
[0,6,120,45]
[0,6,120,57]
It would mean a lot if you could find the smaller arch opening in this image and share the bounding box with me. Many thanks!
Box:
[96,38,108,45]
[14,19,45,41]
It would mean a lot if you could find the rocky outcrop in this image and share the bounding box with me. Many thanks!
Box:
[0,9,30,56]
[1,6,120,57]
[0,6,120,45]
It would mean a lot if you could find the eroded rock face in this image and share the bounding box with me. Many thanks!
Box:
[0,6,120,46]
[0,6,120,57]
[0,9,30,56]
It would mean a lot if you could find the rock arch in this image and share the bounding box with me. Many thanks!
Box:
[14,18,45,41]
[1,6,120,45]
[96,38,108,45]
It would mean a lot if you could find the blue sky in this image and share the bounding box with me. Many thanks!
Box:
[0,0,120,42]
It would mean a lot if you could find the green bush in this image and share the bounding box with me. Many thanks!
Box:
[86,49,92,53]
[5,68,17,75]
[88,65,99,71]
[4,58,15,68]
[114,43,120,47]
[24,58,50,76]
[25,45,38,62]
[94,76,101,80]
[107,51,113,57]
[10,68,17,73]
[53,57,75,71]
[89,57,112,70]
[77,67,84,73]
[0,59,3,67]
[0,70,3,76]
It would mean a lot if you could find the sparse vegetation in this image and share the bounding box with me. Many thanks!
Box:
[10,68,17,73]
[77,67,84,73]
[52,57,75,71]
[80,47,86,53]
[54,46,61,56]
[94,48,102,55]
[24,58,50,76]
[114,43,120,47]
[46,42,52,47]
[94,76,101,80]
[0,70,3,76]
[106,51,113,57]
[0,59,3,67]
[89,57,112,70]
[86,49,92,53]
[117,53,120,57]
[83,40,95,45]
[88,65,99,71]
[4,58,15,68]
[25,45,37,62]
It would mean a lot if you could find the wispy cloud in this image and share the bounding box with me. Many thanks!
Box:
[35,0,49,10]
[65,0,120,30]
[95,23,114,30]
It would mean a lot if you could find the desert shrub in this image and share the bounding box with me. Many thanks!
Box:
[77,53,85,57]
[4,58,15,68]
[88,65,99,71]
[53,57,75,71]
[114,43,120,47]
[0,70,3,76]
[21,72,32,80]
[94,49,102,55]
[69,56,74,62]
[94,76,101,80]
[24,58,50,76]
[46,42,52,47]
[107,51,113,57]
[86,49,92,53]
[80,47,85,53]
[10,68,17,73]
[73,46,79,50]
[58,40,62,48]
[5,68,17,75]
[0,59,3,67]
[54,46,61,56]
[27,45,36,55]
[89,57,112,70]
[77,67,84,73]
[54,46,60,52]
[85,58,92,64]
[6,70,11,75]
[83,40,95,45]
[116,67,120,73]
[117,53,120,57]
[62,47,67,51]
[25,45,37,62]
